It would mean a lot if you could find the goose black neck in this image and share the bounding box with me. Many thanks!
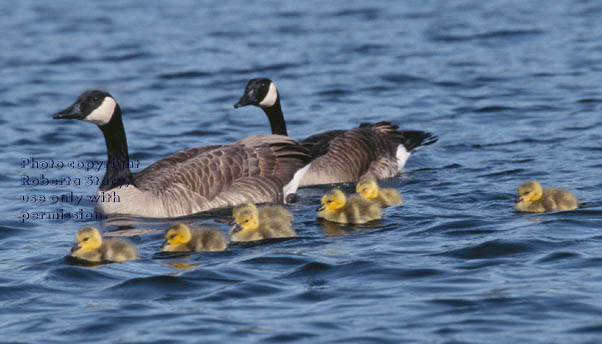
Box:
[98,105,135,190]
[263,98,288,136]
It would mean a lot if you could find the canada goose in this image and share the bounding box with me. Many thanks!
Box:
[234,78,438,186]
[515,180,578,213]
[356,178,402,207]
[53,90,312,218]
[161,223,228,252]
[70,226,138,262]
[317,189,381,224]
[230,202,296,242]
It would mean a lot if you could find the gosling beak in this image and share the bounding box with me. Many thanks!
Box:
[234,90,257,108]
[53,102,84,120]
[515,196,523,203]
[70,243,81,253]
[230,221,243,234]
[317,205,325,212]
[160,240,168,250]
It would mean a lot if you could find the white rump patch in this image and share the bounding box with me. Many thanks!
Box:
[259,82,278,108]
[283,163,312,200]
[85,97,116,126]
[396,145,411,170]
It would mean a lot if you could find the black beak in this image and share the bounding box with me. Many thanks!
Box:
[160,240,168,250]
[70,243,81,253]
[230,221,243,234]
[53,102,84,120]
[234,90,257,108]
[317,205,325,212]
[515,196,523,203]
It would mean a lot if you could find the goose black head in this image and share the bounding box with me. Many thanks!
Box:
[53,90,118,126]
[234,78,279,109]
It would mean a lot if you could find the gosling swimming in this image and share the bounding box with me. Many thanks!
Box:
[317,189,382,224]
[230,202,296,242]
[161,223,228,252]
[356,179,402,207]
[515,180,578,213]
[70,226,138,262]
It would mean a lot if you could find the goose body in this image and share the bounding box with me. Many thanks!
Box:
[53,90,311,218]
[515,180,578,213]
[356,179,403,207]
[162,223,228,252]
[70,226,138,262]
[234,78,437,186]
[317,189,382,224]
[230,202,296,242]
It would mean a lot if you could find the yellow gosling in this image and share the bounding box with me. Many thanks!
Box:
[317,189,381,224]
[70,226,138,262]
[356,179,402,207]
[162,223,228,252]
[231,202,296,242]
[515,180,578,213]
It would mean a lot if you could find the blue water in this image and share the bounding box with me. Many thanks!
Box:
[2,0,602,342]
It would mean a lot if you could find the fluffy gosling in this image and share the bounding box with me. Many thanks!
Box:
[70,226,138,262]
[356,179,402,207]
[231,203,296,242]
[162,223,228,252]
[515,180,578,213]
[317,189,381,224]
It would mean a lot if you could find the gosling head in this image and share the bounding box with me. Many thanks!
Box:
[234,78,279,109]
[318,189,347,212]
[71,226,103,254]
[231,203,260,234]
[356,179,379,200]
[516,180,543,204]
[161,223,192,252]
[53,90,119,127]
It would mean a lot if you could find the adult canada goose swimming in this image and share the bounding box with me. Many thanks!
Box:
[317,189,382,224]
[161,223,228,252]
[70,226,138,262]
[234,78,438,186]
[515,180,578,213]
[230,202,296,242]
[53,90,311,218]
[356,178,403,207]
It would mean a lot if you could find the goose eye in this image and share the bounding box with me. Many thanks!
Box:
[244,219,249,223]
[327,200,332,204]
[170,234,176,239]
[83,238,89,241]
[92,96,99,102]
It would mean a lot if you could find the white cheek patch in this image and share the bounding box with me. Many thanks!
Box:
[85,97,116,126]
[259,82,278,108]
[396,145,411,170]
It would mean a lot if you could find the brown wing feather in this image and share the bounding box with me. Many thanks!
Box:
[133,135,310,214]
[300,126,398,185]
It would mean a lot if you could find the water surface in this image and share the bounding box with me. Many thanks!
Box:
[2,1,602,343]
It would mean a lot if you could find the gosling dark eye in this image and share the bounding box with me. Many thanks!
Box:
[244,219,249,223]
[83,238,89,241]
[327,200,332,204]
